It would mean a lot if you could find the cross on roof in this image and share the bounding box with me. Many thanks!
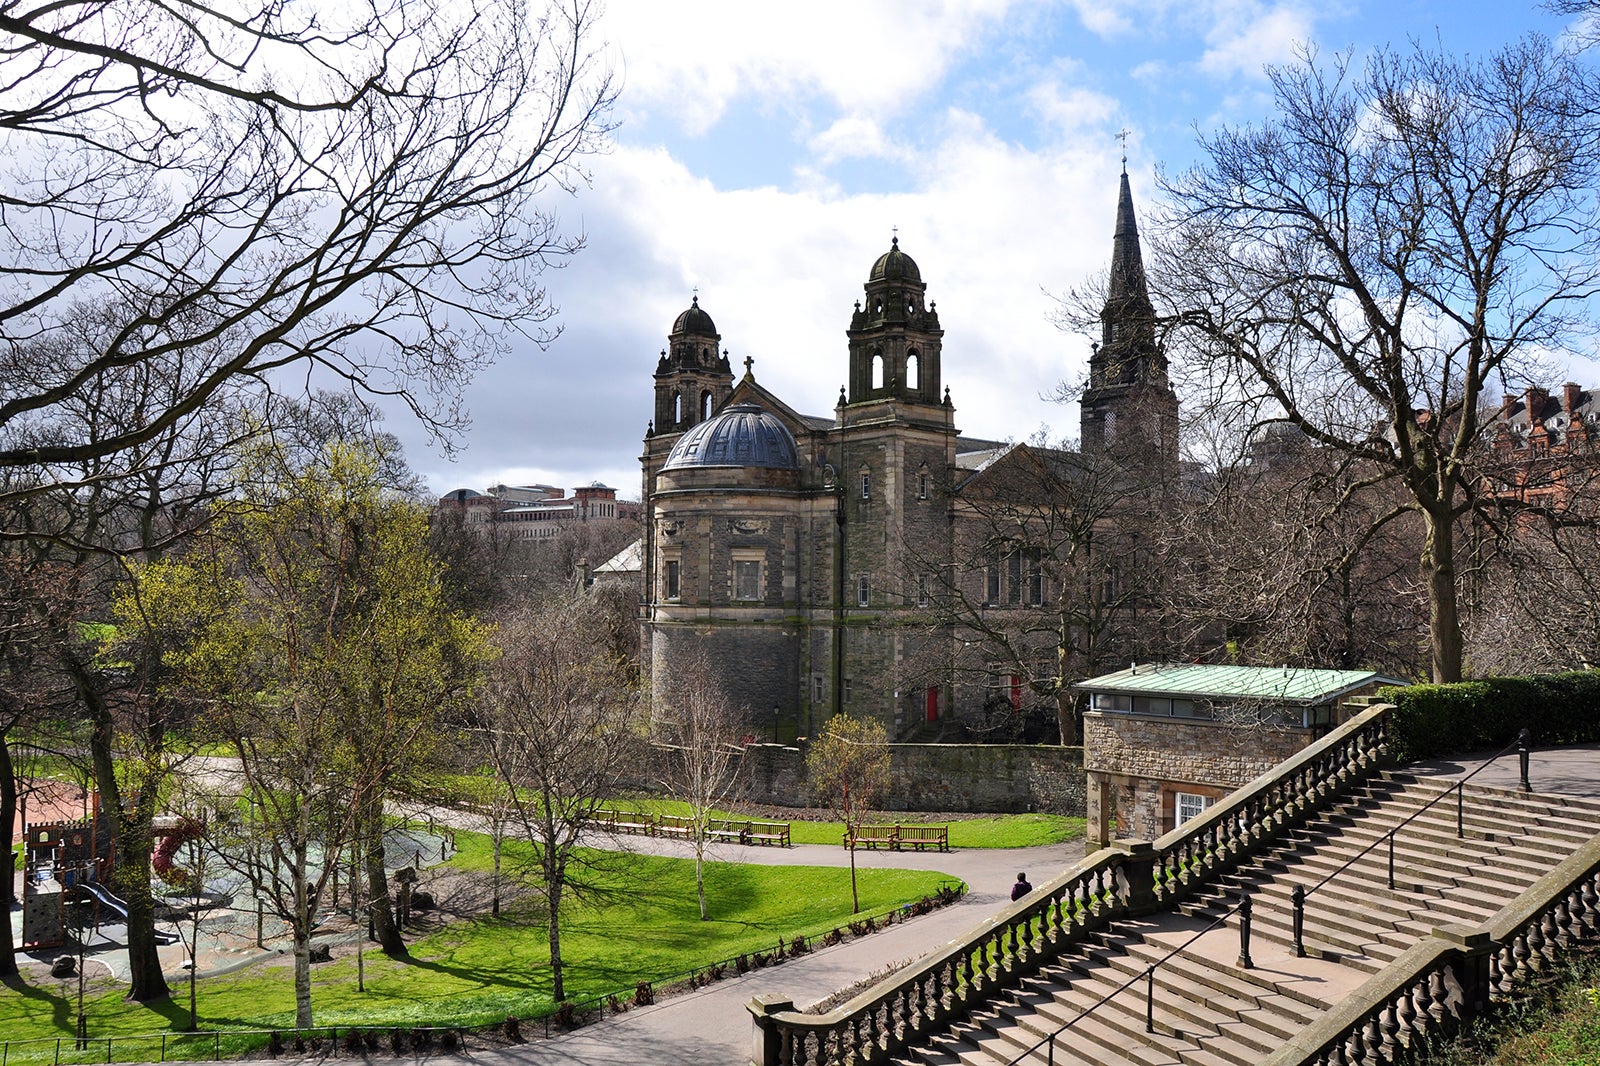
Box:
[1117,128,1130,172]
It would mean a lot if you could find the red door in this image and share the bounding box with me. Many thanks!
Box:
[925,686,940,722]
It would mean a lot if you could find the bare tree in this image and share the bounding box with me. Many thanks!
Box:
[806,715,889,914]
[1157,36,1600,682]
[481,592,638,1003]
[0,0,616,493]
[654,649,746,921]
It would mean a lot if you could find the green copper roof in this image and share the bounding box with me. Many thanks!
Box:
[1076,664,1409,705]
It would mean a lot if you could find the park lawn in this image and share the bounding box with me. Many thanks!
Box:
[608,798,1084,849]
[0,835,958,1054]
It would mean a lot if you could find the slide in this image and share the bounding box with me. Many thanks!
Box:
[73,882,182,944]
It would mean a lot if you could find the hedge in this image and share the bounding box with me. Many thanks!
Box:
[1379,670,1600,763]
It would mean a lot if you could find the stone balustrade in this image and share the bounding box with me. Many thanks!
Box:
[749,703,1395,1066]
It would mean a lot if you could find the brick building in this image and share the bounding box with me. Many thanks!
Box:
[641,171,1179,741]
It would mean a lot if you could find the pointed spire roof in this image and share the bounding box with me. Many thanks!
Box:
[1106,171,1151,313]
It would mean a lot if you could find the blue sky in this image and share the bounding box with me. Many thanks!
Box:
[405,0,1581,499]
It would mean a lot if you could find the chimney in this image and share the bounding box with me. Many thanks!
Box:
[1525,386,1549,428]
[1565,382,1583,416]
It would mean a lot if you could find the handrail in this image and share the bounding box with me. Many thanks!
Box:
[1003,894,1248,1066]
[1288,728,1532,957]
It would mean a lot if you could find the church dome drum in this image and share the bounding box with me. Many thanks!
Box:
[662,403,799,471]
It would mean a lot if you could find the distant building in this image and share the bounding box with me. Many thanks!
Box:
[436,481,642,539]
[1078,663,1406,849]
[1487,382,1598,513]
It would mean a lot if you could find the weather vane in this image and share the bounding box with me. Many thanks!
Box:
[1117,128,1130,172]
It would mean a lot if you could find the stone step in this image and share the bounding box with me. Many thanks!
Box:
[1318,800,1600,857]
[987,981,1246,1066]
[1258,834,1548,896]
[1366,776,1600,834]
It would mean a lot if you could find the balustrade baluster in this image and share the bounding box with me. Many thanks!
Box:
[1379,999,1401,1059]
[1512,930,1531,979]
[1490,947,1507,995]
[1529,916,1549,969]
[1395,977,1419,1045]
[1429,969,1450,1024]
[1347,1020,1367,1064]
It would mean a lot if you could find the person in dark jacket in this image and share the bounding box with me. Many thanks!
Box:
[1011,872,1032,901]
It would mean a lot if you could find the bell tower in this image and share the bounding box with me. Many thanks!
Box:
[653,295,734,434]
[846,237,943,406]
[1080,170,1178,471]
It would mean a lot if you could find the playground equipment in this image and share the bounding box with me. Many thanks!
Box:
[21,798,190,950]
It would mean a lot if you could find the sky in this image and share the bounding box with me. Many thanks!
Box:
[403,0,1580,500]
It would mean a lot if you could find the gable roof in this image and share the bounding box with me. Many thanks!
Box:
[1076,663,1409,705]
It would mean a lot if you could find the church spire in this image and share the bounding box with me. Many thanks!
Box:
[1092,171,1157,386]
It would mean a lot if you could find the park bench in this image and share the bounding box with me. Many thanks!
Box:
[744,820,791,847]
[655,813,695,839]
[594,808,654,836]
[706,819,792,846]
[846,825,899,850]
[896,824,950,852]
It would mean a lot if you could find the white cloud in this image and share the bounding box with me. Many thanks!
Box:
[807,117,903,167]
[1199,3,1318,80]
[1028,79,1121,132]
[602,0,1020,132]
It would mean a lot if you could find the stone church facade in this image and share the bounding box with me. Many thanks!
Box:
[640,171,1177,740]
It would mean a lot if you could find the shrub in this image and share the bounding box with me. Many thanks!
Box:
[634,981,654,1007]
[1384,671,1600,762]
[503,1016,522,1041]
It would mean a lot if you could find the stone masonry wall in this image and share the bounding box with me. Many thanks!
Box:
[742,742,1085,816]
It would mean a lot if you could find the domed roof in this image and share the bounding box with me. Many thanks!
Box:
[671,295,717,336]
[662,403,799,471]
[869,236,921,284]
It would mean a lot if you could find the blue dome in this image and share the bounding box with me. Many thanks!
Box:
[663,403,799,471]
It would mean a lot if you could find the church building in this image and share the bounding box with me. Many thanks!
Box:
[639,171,1177,740]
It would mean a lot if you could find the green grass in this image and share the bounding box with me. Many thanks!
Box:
[605,798,1084,848]
[0,829,959,1059]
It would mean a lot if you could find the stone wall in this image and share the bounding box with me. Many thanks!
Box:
[741,742,1085,816]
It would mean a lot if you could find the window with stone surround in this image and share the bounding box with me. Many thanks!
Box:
[663,557,681,601]
[916,574,930,607]
[857,574,870,607]
[732,549,764,602]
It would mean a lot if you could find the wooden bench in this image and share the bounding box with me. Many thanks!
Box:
[745,820,791,847]
[707,818,749,844]
[896,824,950,852]
[846,825,899,850]
[594,808,654,836]
[845,824,950,851]
[706,819,792,846]
[655,814,695,839]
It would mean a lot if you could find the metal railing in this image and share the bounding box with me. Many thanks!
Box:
[1004,891,1254,1066]
[1287,729,1532,958]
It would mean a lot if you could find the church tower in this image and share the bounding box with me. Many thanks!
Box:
[652,296,734,434]
[1080,171,1179,472]
[846,237,944,405]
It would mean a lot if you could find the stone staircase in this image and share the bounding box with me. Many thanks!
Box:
[895,771,1600,1066]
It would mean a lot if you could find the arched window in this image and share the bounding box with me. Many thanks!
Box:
[673,391,682,423]
[906,350,920,390]
[871,352,884,389]
[700,390,712,420]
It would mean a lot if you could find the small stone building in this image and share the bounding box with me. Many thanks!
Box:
[1079,663,1407,849]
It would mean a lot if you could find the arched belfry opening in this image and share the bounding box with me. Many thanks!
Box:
[654,294,733,432]
[846,236,943,406]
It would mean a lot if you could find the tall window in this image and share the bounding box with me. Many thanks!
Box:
[1006,551,1023,605]
[700,390,712,420]
[860,468,871,499]
[916,574,930,607]
[871,352,884,389]
[664,559,681,601]
[1027,548,1044,606]
[906,351,920,390]
[673,391,682,423]
[985,555,1001,605]
[918,465,929,499]
[857,574,870,607]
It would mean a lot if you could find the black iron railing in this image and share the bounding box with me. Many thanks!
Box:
[1287,729,1532,957]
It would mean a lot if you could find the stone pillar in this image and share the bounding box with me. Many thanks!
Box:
[747,995,795,1066]
[1433,925,1495,1019]
[1086,771,1112,852]
[1112,839,1158,916]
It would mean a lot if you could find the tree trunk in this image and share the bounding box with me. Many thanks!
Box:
[1422,505,1464,683]
[848,840,860,913]
[0,737,17,978]
[546,866,565,1002]
[362,794,406,957]
[79,675,169,1002]
[1055,688,1078,746]
[293,845,313,1029]
[694,832,708,921]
